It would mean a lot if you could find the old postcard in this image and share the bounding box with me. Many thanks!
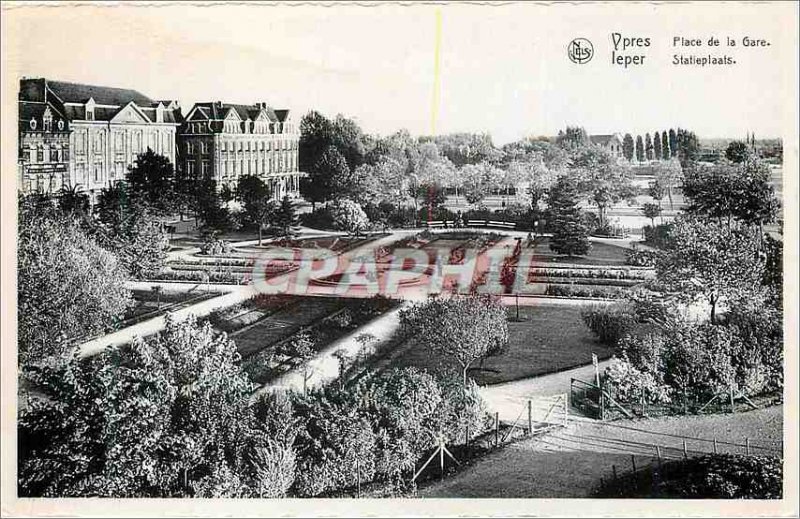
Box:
[1,1,797,517]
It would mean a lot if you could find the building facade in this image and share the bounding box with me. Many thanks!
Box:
[18,85,71,194]
[179,101,301,199]
[589,134,624,157]
[18,78,181,201]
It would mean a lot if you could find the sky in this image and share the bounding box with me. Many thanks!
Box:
[3,2,796,145]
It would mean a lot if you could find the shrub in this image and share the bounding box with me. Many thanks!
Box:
[546,284,629,299]
[602,357,671,405]
[300,207,335,230]
[597,454,783,499]
[625,245,659,267]
[199,238,233,256]
[643,223,673,249]
[581,303,638,346]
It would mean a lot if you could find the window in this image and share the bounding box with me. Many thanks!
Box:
[201,141,209,154]
[186,142,193,154]
[187,160,196,176]
[86,108,95,121]
[52,147,60,162]
[29,119,37,130]
[28,146,35,163]
[57,120,65,131]
[202,160,210,177]
[63,149,69,162]
[94,164,101,182]
[37,146,44,163]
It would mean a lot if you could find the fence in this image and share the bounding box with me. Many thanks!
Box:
[570,377,769,421]
[411,394,569,484]
[423,219,518,231]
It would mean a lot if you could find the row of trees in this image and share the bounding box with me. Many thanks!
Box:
[620,128,699,164]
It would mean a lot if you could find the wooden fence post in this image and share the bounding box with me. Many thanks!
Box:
[612,464,617,483]
[528,400,533,434]
[713,437,718,454]
[631,454,637,473]
[729,385,736,414]
[683,439,688,458]
[746,438,751,456]
[495,412,500,447]
[656,445,662,468]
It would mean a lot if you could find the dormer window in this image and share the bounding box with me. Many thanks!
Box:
[29,119,37,130]
[85,98,95,121]
[57,120,65,131]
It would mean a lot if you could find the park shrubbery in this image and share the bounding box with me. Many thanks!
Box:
[642,223,673,249]
[625,246,660,267]
[545,284,628,299]
[596,454,782,499]
[199,237,234,256]
[147,266,244,284]
[581,303,639,346]
[531,267,651,280]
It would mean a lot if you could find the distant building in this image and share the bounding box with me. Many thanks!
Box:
[18,78,182,201]
[589,133,624,157]
[18,83,71,194]
[179,101,300,199]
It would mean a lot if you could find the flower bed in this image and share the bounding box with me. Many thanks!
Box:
[545,284,629,299]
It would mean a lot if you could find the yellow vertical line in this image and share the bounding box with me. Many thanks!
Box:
[430,9,442,137]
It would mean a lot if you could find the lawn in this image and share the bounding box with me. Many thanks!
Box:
[523,238,630,266]
[122,288,221,323]
[386,303,614,385]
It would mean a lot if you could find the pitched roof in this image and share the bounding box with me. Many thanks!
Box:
[46,79,153,106]
[273,109,290,122]
[187,102,284,123]
[589,134,620,146]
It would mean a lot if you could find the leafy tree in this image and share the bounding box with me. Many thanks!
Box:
[675,128,700,167]
[661,131,670,160]
[547,176,590,257]
[653,131,662,160]
[399,296,508,386]
[18,315,260,497]
[641,202,662,227]
[648,179,666,208]
[236,175,274,245]
[193,178,232,232]
[645,133,654,161]
[461,161,502,206]
[556,126,590,149]
[652,159,683,210]
[93,183,169,278]
[57,184,90,216]
[329,199,369,236]
[300,145,349,209]
[682,160,779,227]
[655,216,766,323]
[725,140,750,163]
[126,148,176,213]
[273,196,300,239]
[622,133,635,161]
[635,135,645,162]
[18,199,132,366]
[572,147,635,228]
[277,331,316,395]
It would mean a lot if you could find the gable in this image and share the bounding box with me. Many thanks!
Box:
[185,105,211,121]
[110,102,151,123]
[224,108,242,121]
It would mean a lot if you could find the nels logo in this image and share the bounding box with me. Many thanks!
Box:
[568,38,594,64]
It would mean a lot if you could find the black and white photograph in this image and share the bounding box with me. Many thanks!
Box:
[1,1,797,517]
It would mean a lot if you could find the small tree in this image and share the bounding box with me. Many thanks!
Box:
[725,141,750,163]
[641,202,662,227]
[236,175,274,245]
[656,216,766,323]
[635,135,645,162]
[622,133,635,161]
[648,179,666,209]
[645,133,654,161]
[653,131,663,160]
[330,199,369,237]
[661,131,670,160]
[272,195,300,239]
[399,296,508,386]
[57,184,90,216]
[547,176,590,257]
[126,148,176,213]
[278,331,317,394]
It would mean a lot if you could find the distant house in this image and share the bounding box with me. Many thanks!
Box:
[589,134,624,157]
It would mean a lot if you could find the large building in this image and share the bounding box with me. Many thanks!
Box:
[179,101,301,199]
[18,78,182,200]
